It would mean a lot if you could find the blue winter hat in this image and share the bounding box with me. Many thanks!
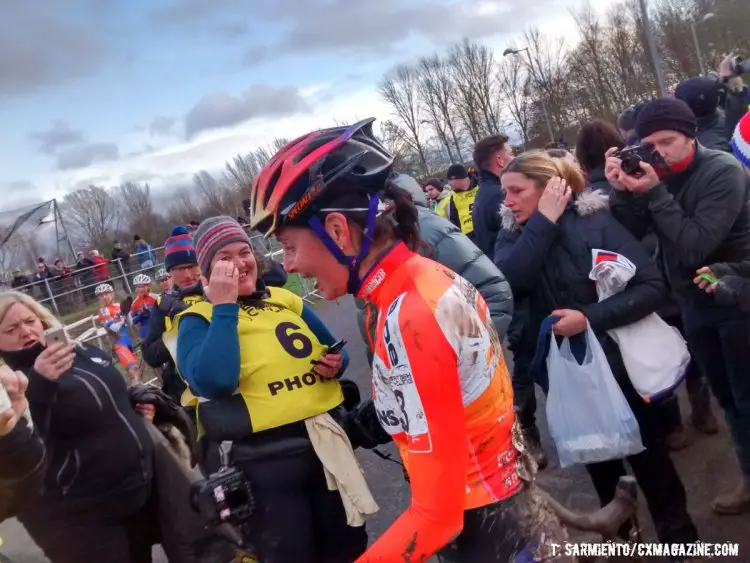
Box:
[164,226,198,271]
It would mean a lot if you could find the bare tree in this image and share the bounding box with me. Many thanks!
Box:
[416,55,464,162]
[497,55,533,147]
[193,170,226,215]
[61,186,122,249]
[379,65,429,173]
[448,40,502,142]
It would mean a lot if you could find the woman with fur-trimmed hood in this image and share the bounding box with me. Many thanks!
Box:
[493,151,701,558]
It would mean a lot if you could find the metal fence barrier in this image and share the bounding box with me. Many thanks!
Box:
[5,233,320,317]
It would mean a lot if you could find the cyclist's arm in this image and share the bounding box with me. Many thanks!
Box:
[176,304,240,399]
[358,304,467,562]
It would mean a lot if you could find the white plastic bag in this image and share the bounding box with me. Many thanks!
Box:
[546,323,644,468]
[607,317,690,402]
[589,249,690,401]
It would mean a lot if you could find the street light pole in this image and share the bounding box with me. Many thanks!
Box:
[690,13,714,76]
[503,47,555,143]
[639,0,667,96]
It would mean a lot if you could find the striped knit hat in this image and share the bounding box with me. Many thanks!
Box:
[163,226,197,271]
[193,216,251,275]
[730,110,750,169]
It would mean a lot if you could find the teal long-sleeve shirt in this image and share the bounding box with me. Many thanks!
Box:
[176,302,349,399]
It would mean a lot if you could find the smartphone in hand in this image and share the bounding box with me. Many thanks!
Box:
[698,273,719,284]
[326,339,347,354]
[44,327,71,346]
[0,383,11,413]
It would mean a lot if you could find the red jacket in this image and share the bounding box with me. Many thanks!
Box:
[91,256,110,281]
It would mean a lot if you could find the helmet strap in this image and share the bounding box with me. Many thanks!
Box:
[307,193,380,295]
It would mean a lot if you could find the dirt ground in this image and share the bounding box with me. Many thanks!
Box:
[1,296,747,562]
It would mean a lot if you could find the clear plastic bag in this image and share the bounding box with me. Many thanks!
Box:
[546,323,645,468]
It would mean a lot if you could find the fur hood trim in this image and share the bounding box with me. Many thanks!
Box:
[500,189,609,232]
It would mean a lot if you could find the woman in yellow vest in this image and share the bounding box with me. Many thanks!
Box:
[174,216,369,563]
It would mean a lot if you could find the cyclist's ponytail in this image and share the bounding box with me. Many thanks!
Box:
[379,182,422,252]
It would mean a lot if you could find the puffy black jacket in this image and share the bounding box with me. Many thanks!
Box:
[494,190,666,372]
[472,169,505,257]
[142,285,206,403]
[707,259,750,313]
[696,111,731,152]
[356,205,513,364]
[610,143,750,304]
[0,419,45,522]
[0,343,153,521]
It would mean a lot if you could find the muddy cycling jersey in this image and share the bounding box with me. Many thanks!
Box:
[357,242,521,562]
[131,293,158,316]
[97,303,122,324]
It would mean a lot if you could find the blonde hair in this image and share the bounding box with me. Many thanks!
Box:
[503,150,587,194]
[0,291,61,331]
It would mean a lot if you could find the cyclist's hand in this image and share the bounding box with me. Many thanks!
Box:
[312,353,342,379]
[206,260,239,305]
[33,341,76,381]
[0,365,29,436]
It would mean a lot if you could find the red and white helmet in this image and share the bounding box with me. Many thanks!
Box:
[248,118,393,237]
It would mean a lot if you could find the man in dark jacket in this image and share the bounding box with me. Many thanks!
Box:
[111,241,132,274]
[437,164,479,241]
[471,134,514,258]
[142,227,203,404]
[674,77,731,152]
[607,97,750,515]
[718,54,750,140]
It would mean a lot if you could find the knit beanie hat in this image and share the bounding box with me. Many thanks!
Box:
[193,216,251,275]
[163,226,198,271]
[636,98,697,140]
[731,111,750,168]
[674,77,720,118]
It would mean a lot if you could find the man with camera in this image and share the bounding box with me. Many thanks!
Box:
[718,54,750,140]
[606,97,750,515]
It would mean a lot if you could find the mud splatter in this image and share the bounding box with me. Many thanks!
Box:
[400,531,419,562]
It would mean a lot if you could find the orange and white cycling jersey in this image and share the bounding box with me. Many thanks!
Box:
[357,242,521,562]
[97,303,122,325]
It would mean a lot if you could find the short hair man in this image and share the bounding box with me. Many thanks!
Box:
[471,134,513,258]
[607,97,750,514]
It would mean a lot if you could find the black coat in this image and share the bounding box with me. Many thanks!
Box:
[472,169,504,257]
[586,166,613,195]
[0,343,153,523]
[696,111,731,153]
[610,143,750,305]
[494,190,666,373]
[0,419,45,521]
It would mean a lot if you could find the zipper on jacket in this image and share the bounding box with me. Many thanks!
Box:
[73,366,149,483]
[71,373,104,411]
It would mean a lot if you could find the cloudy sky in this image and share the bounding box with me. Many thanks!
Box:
[1,0,619,212]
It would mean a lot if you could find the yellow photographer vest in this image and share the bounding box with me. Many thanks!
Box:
[174,287,344,436]
[436,186,478,235]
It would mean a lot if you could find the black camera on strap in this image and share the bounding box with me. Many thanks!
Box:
[190,442,254,530]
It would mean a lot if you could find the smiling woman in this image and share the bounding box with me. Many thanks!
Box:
[173,215,369,563]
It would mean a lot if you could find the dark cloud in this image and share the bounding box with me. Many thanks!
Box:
[30,120,85,154]
[0,2,110,95]
[184,84,309,139]
[149,116,177,137]
[157,0,558,66]
[56,142,120,170]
